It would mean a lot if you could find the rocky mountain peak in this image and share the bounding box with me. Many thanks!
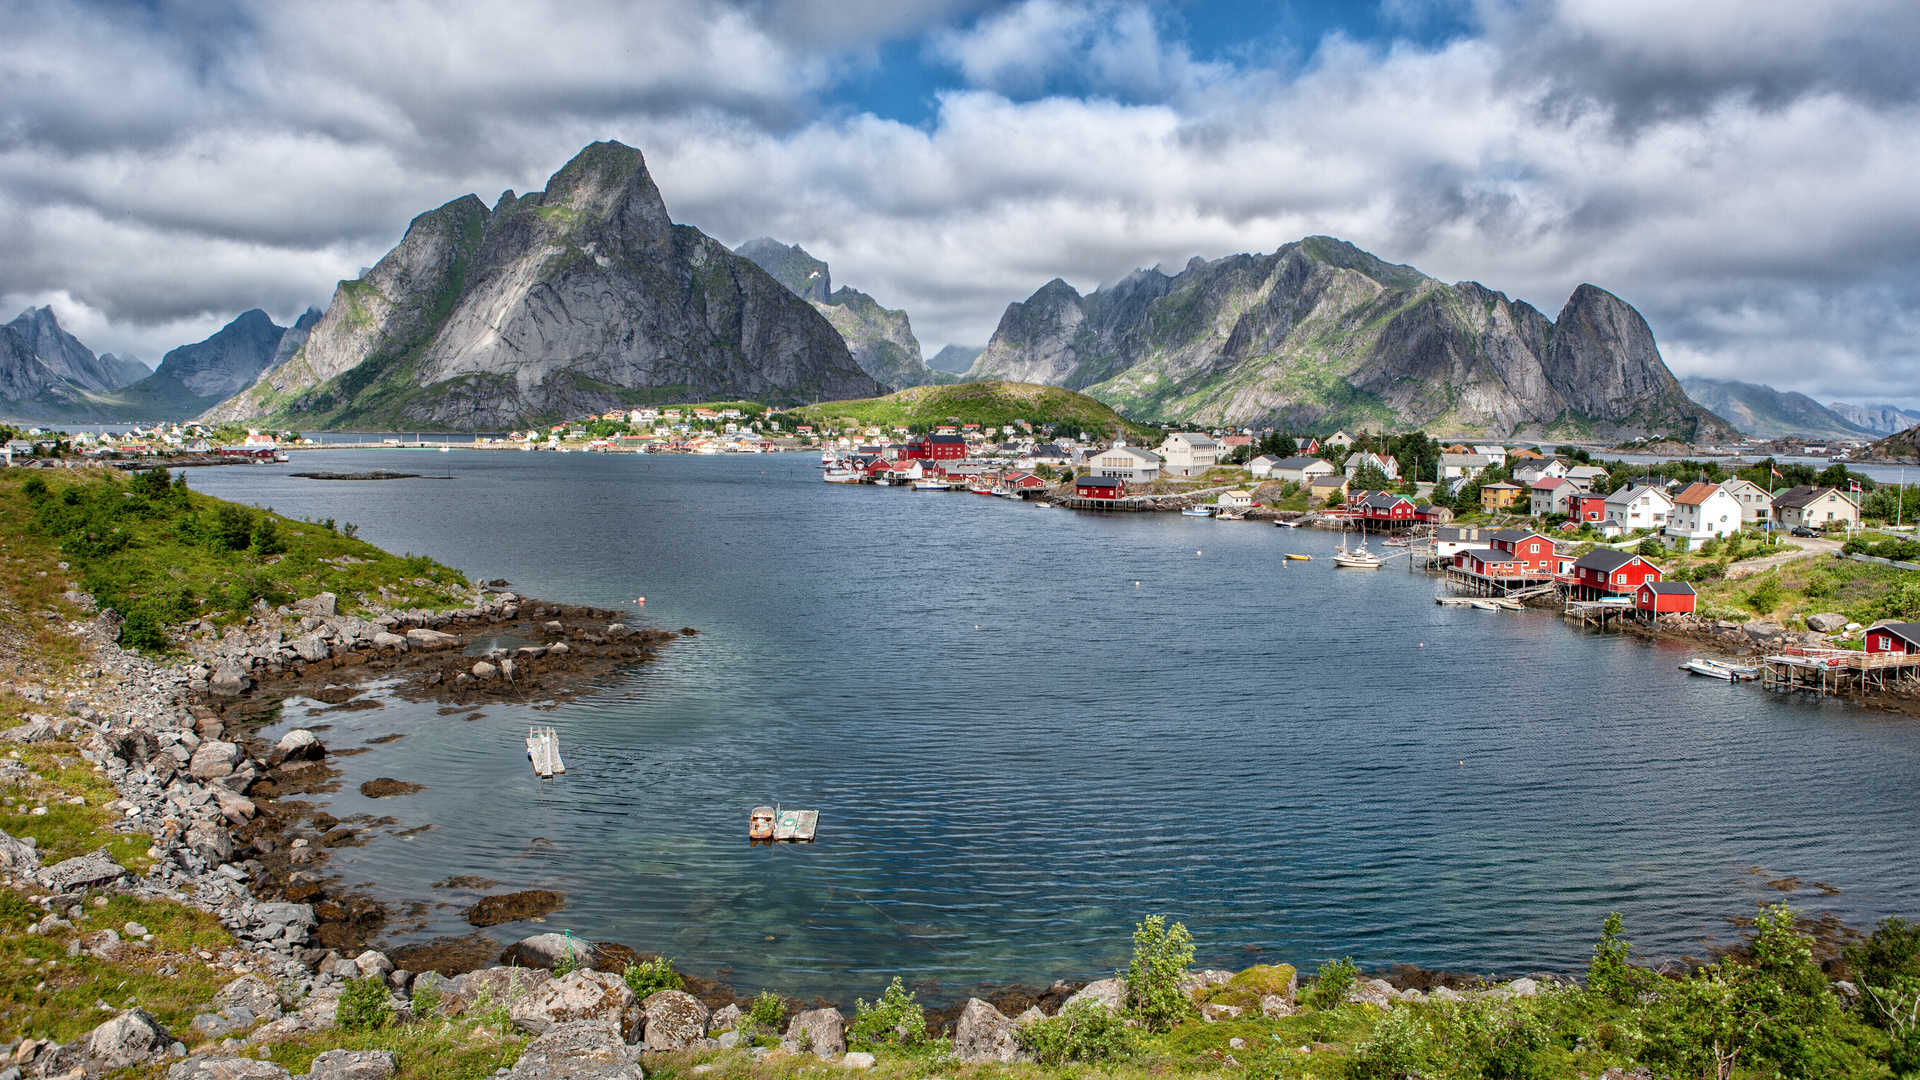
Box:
[734,238,831,303]
[4,306,139,392]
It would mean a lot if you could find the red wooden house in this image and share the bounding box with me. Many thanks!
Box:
[1487,529,1558,574]
[1865,622,1920,654]
[1570,549,1662,596]
[1636,581,1697,615]
[1003,472,1046,491]
[904,433,967,460]
[1075,475,1125,500]
[1355,492,1419,525]
[1566,493,1606,523]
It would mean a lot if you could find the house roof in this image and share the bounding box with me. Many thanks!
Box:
[1531,477,1569,490]
[1076,475,1123,488]
[1605,483,1671,505]
[1165,432,1217,448]
[1274,455,1330,469]
[1490,529,1547,543]
[1249,455,1281,465]
[1455,548,1506,563]
[1439,453,1495,467]
[1672,482,1725,506]
[1096,446,1161,463]
[1480,481,1523,490]
[1308,474,1348,487]
[1772,485,1853,509]
[1574,549,1642,572]
[1435,527,1482,541]
[1640,582,1697,595]
[1360,493,1412,508]
[1566,465,1609,479]
[1872,622,1920,647]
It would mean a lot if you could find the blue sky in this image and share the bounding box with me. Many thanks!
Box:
[0,0,1915,406]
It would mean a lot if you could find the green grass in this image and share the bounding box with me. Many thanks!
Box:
[2,742,154,867]
[796,381,1160,440]
[261,1022,528,1080]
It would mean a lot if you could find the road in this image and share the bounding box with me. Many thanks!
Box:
[1724,535,1843,579]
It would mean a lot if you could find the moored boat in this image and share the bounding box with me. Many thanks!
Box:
[1181,507,1214,517]
[1284,553,1311,561]
[823,469,864,483]
[1682,658,1759,681]
[914,480,953,491]
[1332,543,1383,569]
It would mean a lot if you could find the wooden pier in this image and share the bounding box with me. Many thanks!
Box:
[1564,599,1636,628]
[526,727,566,778]
[1761,647,1920,697]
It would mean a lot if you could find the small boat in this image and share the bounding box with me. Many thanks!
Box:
[997,490,1022,500]
[968,484,994,495]
[1214,510,1246,520]
[1682,658,1759,681]
[913,480,953,491]
[822,469,864,483]
[1469,599,1501,611]
[1273,519,1303,528]
[1181,507,1214,517]
[1285,553,1311,561]
[749,805,776,841]
[1383,538,1409,547]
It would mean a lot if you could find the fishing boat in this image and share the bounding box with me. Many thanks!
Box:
[968,483,994,495]
[749,806,776,841]
[1272,519,1304,528]
[1682,658,1759,681]
[1285,553,1312,561]
[1332,541,1383,569]
[997,489,1023,500]
[1181,507,1215,517]
[913,480,954,491]
[822,469,864,484]
[1214,509,1246,520]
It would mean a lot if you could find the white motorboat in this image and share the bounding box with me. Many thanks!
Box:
[1469,599,1501,611]
[823,469,864,483]
[1682,658,1759,681]
[1181,507,1215,517]
[913,480,953,491]
[1332,542,1383,569]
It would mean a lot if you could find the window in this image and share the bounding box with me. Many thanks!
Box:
[1615,573,1626,584]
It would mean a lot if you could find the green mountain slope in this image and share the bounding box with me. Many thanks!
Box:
[1678,377,1870,440]
[796,380,1158,440]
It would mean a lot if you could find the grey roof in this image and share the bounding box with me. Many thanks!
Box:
[1641,582,1696,595]
[1771,485,1853,509]
[1490,528,1548,543]
[1168,432,1217,448]
[1308,474,1348,486]
[1874,622,1920,646]
[1573,549,1640,572]
[1274,456,1330,469]
[1077,474,1123,487]
[1439,453,1496,467]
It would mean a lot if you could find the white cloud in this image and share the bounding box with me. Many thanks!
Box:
[0,0,1914,407]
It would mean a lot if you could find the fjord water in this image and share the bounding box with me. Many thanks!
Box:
[185,452,1920,999]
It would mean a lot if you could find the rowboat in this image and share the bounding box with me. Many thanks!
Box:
[1285,553,1312,561]
[1214,510,1246,520]
[1181,507,1214,517]
[1682,658,1759,681]
[1469,599,1501,611]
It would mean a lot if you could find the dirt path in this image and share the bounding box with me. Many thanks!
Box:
[1724,536,1843,579]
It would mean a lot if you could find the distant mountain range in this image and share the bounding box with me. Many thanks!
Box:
[0,307,151,420]
[963,237,1731,441]
[1678,377,1920,440]
[732,238,957,390]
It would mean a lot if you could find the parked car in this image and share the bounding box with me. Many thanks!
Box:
[1790,525,1820,537]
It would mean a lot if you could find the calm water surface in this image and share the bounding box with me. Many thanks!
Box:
[182,451,1920,998]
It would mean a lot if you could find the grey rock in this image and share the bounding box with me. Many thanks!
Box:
[1346,979,1395,1007]
[168,1057,293,1080]
[471,662,498,681]
[370,632,408,651]
[0,828,41,871]
[506,1019,644,1080]
[501,933,596,971]
[642,989,710,1050]
[443,966,552,1015]
[191,1012,251,1039]
[952,998,1020,1064]
[354,950,395,976]
[40,848,127,892]
[1428,986,1463,1002]
[1503,977,1539,997]
[1063,977,1126,1013]
[404,628,460,650]
[1806,612,1848,633]
[841,1052,876,1069]
[301,1048,396,1080]
[1200,1003,1244,1021]
[276,729,324,761]
[289,636,331,663]
[785,1007,846,1059]
[709,1003,742,1032]
[88,1007,174,1069]
[1744,621,1786,641]
[2,718,54,743]
[134,309,290,402]
[294,592,338,617]
[1260,994,1296,1018]
[186,823,233,866]
[208,660,250,697]
[510,970,636,1039]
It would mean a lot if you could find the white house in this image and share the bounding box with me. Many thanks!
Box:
[1529,476,1578,517]
[1720,479,1775,525]
[1439,453,1498,484]
[1156,433,1218,477]
[1343,451,1400,481]
[1323,430,1355,450]
[1090,445,1162,482]
[1604,483,1674,531]
[1270,456,1336,484]
[1218,489,1254,508]
[1771,485,1861,530]
[1564,465,1610,491]
[1248,455,1282,478]
[1512,459,1569,486]
[1666,482,1744,541]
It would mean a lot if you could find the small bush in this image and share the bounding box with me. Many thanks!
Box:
[410,973,443,1018]
[622,957,683,998]
[1588,912,1634,1003]
[746,989,785,1030]
[117,608,169,653]
[1301,956,1358,1012]
[1700,536,1722,556]
[249,515,287,557]
[337,974,393,1031]
[1746,578,1783,614]
[210,505,254,550]
[848,976,927,1046]
[1014,999,1140,1065]
[1125,914,1195,1031]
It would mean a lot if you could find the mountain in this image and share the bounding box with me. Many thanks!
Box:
[927,344,983,373]
[1677,377,1870,440]
[0,324,73,406]
[114,307,319,420]
[97,353,152,386]
[965,236,1734,441]
[732,238,956,389]
[797,380,1159,441]
[4,306,145,392]
[1859,426,1920,463]
[209,142,880,430]
[1826,401,1920,437]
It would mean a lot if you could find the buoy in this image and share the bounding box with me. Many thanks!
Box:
[1196,550,1202,555]
[1134,581,1140,586]
[635,597,645,604]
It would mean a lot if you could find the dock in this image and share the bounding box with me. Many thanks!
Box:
[1565,599,1636,628]
[772,809,818,842]
[1761,647,1920,697]
[526,727,566,778]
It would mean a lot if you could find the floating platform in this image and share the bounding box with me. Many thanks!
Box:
[773,809,818,842]
[526,727,565,778]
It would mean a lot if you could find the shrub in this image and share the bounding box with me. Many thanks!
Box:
[21,475,47,502]
[1883,582,1920,620]
[409,972,443,1018]
[1700,536,1723,556]
[337,973,393,1031]
[210,505,254,550]
[746,989,785,1030]
[1301,956,1358,1012]
[1746,578,1783,614]
[1588,912,1634,1003]
[1014,999,1140,1065]
[1125,914,1195,1031]
[117,608,169,653]
[248,515,287,557]
[622,956,683,997]
[1637,536,1663,557]
[848,976,927,1046]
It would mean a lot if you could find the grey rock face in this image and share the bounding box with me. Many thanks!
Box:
[40,849,127,892]
[1063,977,1126,1013]
[6,305,132,391]
[145,309,289,399]
[211,141,881,431]
[0,828,41,871]
[501,933,595,971]
[0,323,71,404]
[1828,401,1920,436]
[88,1008,174,1069]
[302,1048,396,1080]
[735,237,832,302]
[784,1007,846,1058]
[510,970,636,1038]
[168,1058,293,1080]
[642,989,710,1050]
[952,998,1021,1064]
[1806,612,1848,633]
[927,343,984,373]
[506,1019,644,1080]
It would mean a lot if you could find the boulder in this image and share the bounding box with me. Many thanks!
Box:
[1806,612,1847,633]
[295,593,339,617]
[168,1058,293,1080]
[443,967,552,1014]
[471,662,498,681]
[2,718,54,742]
[370,631,409,652]
[276,729,324,761]
[1063,977,1126,1013]
[208,659,251,696]
[1200,1003,1243,1021]
[1260,995,1296,1018]
[1179,969,1237,994]
[302,1048,397,1080]
[507,1019,644,1080]
[0,828,41,871]
[842,1052,877,1069]
[186,823,233,866]
[405,628,461,650]
[546,642,569,655]
[709,1003,742,1032]
[1502,977,1539,997]
[88,1008,174,1069]
[1428,986,1464,1002]
[500,930,592,967]
[643,989,711,1050]
[1229,963,1298,1006]
[511,970,637,1038]
[355,950,396,976]
[952,998,1020,1064]
[289,636,331,663]
[785,1007,846,1058]
[1346,979,1395,1007]
[1744,621,1786,641]
[40,849,128,892]
[189,740,242,780]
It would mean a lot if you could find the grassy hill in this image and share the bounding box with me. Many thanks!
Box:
[794,381,1162,440]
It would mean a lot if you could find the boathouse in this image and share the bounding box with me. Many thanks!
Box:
[1569,549,1662,597]
[1635,581,1697,615]
[1487,529,1558,573]
[1074,475,1125,501]
[1355,492,1419,526]
[1865,622,1920,655]
[905,433,967,460]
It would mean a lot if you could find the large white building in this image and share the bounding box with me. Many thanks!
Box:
[1604,483,1674,532]
[1343,451,1400,481]
[1666,482,1744,541]
[1156,433,1218,477]
[1090,446,1162,482]
[1269,456,1336,484]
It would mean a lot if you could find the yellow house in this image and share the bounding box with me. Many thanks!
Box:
[1480,481,1525,511]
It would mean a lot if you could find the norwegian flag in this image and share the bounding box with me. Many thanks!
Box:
[1850,480,1863,492]
[1770,466,1784,479]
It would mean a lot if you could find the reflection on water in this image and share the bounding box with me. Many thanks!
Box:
[184,451,1920,999]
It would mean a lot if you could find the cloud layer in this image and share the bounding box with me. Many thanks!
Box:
[1,0,1914,408]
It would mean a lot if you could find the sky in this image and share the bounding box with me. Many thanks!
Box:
[1,0,1916,408]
